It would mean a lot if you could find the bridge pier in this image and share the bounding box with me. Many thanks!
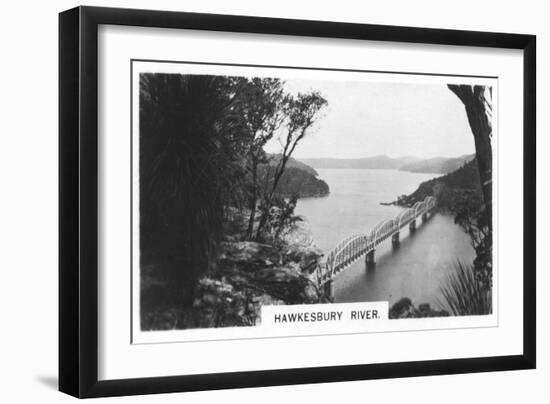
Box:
[422,212,428,223]
[323,279,334,299]
[409,219,416,233]
[365,250,375,269]
[391,232,400,248]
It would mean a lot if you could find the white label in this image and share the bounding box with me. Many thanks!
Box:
[261,302,389,332]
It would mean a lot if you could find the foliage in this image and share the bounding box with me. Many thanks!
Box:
[139,72,328,313]
[241,79,287,239]
[452,193,492,288]
[193,278,259,328]
[256,196,303,244]
[396,158,481,210]
[139,73,251,306]
[141,277,262,330]
[439,261,492,316]
[254,91,327,239]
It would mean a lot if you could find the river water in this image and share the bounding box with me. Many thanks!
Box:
[294,168,475,307]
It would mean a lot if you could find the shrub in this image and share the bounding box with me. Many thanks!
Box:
[439,261,492,316]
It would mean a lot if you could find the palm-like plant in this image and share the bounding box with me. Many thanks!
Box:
[140,73,249,306]
[439,261,492,316]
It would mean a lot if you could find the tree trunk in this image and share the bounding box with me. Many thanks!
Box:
[254,132,301,239]
[246,160,258,239]
[448,84,493,229]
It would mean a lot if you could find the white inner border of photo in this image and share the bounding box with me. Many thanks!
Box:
[98,24,523,381]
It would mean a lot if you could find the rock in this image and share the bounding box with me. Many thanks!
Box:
[192,277,258,327]
[390,298,450,319]
[255,267,300,283]
[418,303,431,313]
[416,302,449,317]
[284,243,324,273]
[219,241,282,272]
[189,239,325,327]
[253,266,318,304]
[190,273,295,328]
[389,297,415,319]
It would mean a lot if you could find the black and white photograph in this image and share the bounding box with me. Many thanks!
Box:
[134,61,496,338]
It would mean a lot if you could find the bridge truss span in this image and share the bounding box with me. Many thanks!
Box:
[315,196,436,287]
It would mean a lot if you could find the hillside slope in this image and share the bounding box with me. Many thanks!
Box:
[260,156,330,198]
[394,158,482,210]
[399,154,475,174]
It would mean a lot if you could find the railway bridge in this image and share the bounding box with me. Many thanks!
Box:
[314,196,437,297]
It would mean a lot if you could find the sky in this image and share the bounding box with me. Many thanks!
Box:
[264,79,477,159]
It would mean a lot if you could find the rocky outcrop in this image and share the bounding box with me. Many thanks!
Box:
[216,241,322,304]
[183,240,325,328]
[191,277,283,328]
[283,243,324,274]
[218,241,282,271]
[141,238,325,330]
[253,266,319,304]
[219,239,323,274]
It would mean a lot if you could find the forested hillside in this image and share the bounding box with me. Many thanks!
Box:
[263,154,329,198]
[394,158,482,211]
[272,167,329,198]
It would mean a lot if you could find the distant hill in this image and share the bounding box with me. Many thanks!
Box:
[300,155,418,170]
[299,154,475,174]
[398,156,423,165]
[398,154,475,174]
[267,154,318,176]
[260,152,476,199]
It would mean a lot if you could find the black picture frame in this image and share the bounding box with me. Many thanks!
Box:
[59,5,536,398]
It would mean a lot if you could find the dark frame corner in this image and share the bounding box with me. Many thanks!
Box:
[59,6,536,398]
